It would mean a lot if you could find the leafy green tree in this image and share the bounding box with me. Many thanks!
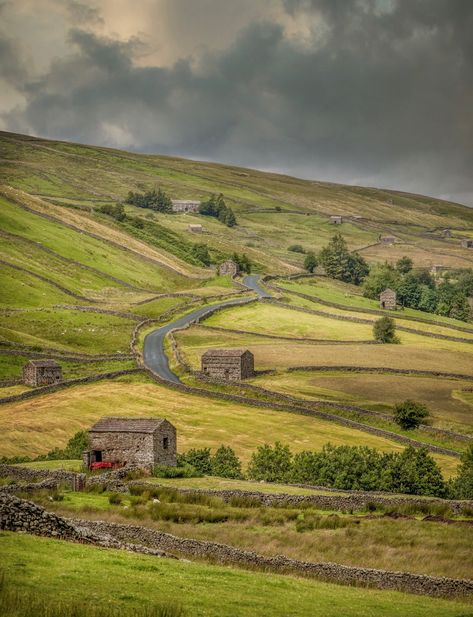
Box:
[211,445,243,479]
[373,316,397,343]
[319,234,369,285]
[449,293,471,321]
[247,442,293,482]
[384,447,445,497]
[397,274,422,308]
[231,252,252,274]
[304,251,318,273]
[200,193,237,227]
[394,400,429,430]
[363,263,401,299]
[450,444,473,499]
[417,286,438,313]
[99,203,126,221]
[191,243,211,266]
[178,448,212,475]
[396,256,413,274]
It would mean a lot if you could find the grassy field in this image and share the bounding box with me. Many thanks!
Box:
[29,487,473,580]
[2,533,471,617]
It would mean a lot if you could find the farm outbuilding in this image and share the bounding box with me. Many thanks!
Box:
[442,229,452,238]
[379,289,397,310]
[461,239,473,248]
[23,360,62,387]
[83,417,177,468]
[201,349,254,381]
[330,215,343,225]
[171,200,200,213]
[218,260,239,277]
[380,236,396,245]
[188,224,203,233]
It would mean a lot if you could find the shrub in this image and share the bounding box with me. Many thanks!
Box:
[108,493,123,505]
[211,445,243,479]
[373,316,398,343]
[303,252,318,273]
[177,448,212,475]
[288,244,305,253]
[153,464,201,479]
[247,442,293,482]
[450,443,473,499]
[394,400,429,429]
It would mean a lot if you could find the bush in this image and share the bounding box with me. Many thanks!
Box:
[373,316,398,343]
[211,445,243,479]
[108,493,123,505]
[450,443,473,499]
[288,244,305,253]
[153,464,201,479]
[303,252,318,273]
[247,442,292,482]
[394,400,429,429]
[177,448,212,475]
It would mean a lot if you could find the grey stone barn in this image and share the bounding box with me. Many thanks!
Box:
[461,239,473,249]
[201,349,254,381]
[379,288,397,310]
[330,215,343,224]
[171,200,200,213]
[83,417,177,468]
[23,359,62,386]
[218,260,239,277]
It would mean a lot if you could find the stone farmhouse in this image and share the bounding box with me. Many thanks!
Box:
[201,349,254,381]
[218,259,239,277]
[461,239,473,249]
[171,200,200,213]
[83,417,177,468]
[23,359,62,386]
[330,215,343,224]
[188,223,203,233]
[379,288,397,310]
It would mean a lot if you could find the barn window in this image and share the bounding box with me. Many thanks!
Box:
[163,437,169,450]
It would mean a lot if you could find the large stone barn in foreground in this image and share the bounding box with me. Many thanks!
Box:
[83,417,177,468]
[23,359,62,386]
[201,349,254,381]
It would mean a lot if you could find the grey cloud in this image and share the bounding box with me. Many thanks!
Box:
[2,0,473,204]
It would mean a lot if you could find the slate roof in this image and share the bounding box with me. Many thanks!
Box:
[380,288,396,296]
[26,359,61,368]
[202,349,251,358]
[90,417,167,434]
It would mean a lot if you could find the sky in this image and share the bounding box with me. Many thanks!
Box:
[0,0,472,205]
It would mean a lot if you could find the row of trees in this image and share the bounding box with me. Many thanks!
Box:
[363,260,472,321]
[199,193,237,227]
[175,441,473,498]
[302,234,472,322]
[125,188,173,213]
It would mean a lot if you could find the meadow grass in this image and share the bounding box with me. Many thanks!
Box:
[2,533,471,617]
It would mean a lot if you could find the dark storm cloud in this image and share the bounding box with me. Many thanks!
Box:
[2,0,473,204]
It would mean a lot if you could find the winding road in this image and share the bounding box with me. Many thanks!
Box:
[143,275,271,383]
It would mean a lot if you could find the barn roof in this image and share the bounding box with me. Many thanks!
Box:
[380,288,396,296]
[26,359,61,368]
[90,417,167,434]
[202,348,251,358]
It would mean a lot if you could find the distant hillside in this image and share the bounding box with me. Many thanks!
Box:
[2,130,473,277]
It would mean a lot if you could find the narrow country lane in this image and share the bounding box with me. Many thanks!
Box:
[143,275,270,383]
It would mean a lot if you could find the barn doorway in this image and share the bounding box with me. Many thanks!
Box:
[93,450,102,463]
[163,437,169,450]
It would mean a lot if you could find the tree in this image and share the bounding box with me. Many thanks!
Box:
[199,193,237,227]
[394,400,429,430]
[304,252,318,273]
[288,244,305,253]
[396,256,413,274]
[373,316,397,343]
[178,448,212,475]
[384,447,445,497]
[319,234,369,285]
[397,274,422,308]
[211,445,243,479]
[363,263,401,299]
[191,243,211,266]
[450,443,473,499]
[247,442,293,482]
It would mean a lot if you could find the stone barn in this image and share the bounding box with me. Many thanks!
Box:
[218,259,239,277]
[380,236,396,245]
[330,215,343,224]
[201,349,254,381]
[188,223,203,233]
[83,417,177,468]
[442,229,452,238]
[23,359,62,386]
[461,239,473,249]
[379,288,397,310]
[171,200,200,213]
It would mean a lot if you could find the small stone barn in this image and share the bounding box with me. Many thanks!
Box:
[330,215,343,224]
[23,359,62,386]
[442,229,452,238]
[83,417,177,468]
[461,239,473,249]
[188,223,203,233]
[201,349,254,381]
[218,259,239,277]
[171,200,200,213]
[380,235,396,245]
[379,288,397,310]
